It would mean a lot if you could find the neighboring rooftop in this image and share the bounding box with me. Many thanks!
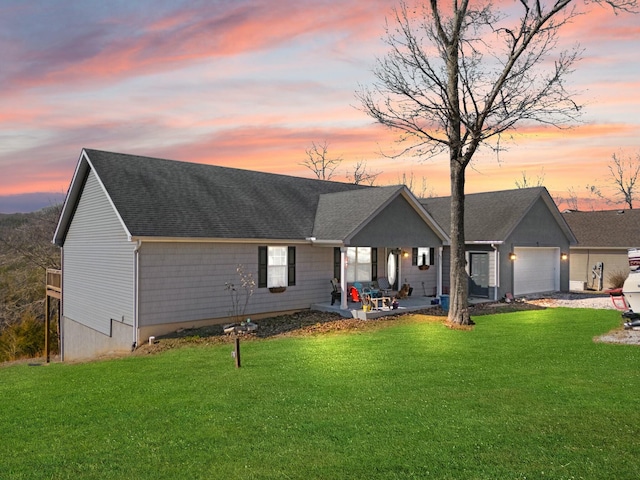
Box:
[562,209,640,248]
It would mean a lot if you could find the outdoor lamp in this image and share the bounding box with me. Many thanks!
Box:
[561,252,568,261]
[508,252,517,261]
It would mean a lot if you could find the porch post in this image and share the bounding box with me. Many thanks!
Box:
[493,245,500,301]
[437,246,443,297]
[340,246,348,310]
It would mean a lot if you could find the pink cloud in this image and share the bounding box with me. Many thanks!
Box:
[3,0,394,94]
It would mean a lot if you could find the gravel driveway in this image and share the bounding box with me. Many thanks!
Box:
[525,292,616,310]
[524,292,640,346]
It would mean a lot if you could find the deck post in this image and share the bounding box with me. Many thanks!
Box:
[45,269,62,364]
[45,294,50,363]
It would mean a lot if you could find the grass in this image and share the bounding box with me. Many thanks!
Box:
[1,308,639,479]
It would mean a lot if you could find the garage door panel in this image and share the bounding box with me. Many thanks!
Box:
[514,247,559,295]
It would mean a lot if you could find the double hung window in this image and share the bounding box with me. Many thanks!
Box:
[412,247,435,266]
[258,246,296,288]
[267,246,287,287]
[346,247,372,283]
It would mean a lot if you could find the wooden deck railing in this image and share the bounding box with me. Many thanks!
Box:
[46,268,61,299]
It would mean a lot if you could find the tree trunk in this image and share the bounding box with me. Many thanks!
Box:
[448,160,472,325]
[443,13,471,326]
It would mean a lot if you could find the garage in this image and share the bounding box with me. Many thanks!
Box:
[513,247,560,295]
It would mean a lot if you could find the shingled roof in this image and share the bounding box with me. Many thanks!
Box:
[420,187,575,243]
[54,149,442,245]
[561,209,640,248]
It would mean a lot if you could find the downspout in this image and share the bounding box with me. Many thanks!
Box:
[60,248,65,362]
[132,240,141,351]
[340,246,348,310]
[437,246,443,297]
[492,244,499,301]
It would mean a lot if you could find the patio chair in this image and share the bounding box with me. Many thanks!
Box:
[376,277,397,297]
[362,282,380,298]
[350,282,369,300]
[349,285,362,303]
[330,278,341,305]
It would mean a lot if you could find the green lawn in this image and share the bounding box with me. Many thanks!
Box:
[1,308,639,479]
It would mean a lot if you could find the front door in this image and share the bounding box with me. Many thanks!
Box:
[469,252,489,297]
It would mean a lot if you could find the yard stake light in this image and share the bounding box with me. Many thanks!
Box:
[232,337,241,368]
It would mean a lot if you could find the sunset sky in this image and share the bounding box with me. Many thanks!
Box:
[1,0,638,213]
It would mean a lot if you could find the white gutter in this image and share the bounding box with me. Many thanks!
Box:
[130,236,315,245]
[309,239,343,246]
[60,248,65,361]
[467,241,504,245]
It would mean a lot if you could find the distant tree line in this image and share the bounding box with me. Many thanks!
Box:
[0,205,61,362]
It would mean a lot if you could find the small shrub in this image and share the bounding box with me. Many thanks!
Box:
[0,312,57,362]
[607,269,628,290]
[224,264,255,324]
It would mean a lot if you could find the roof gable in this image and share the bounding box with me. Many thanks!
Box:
[420,187,575,244]
[313,186,448,243]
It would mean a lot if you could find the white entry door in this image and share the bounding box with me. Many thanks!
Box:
[513,247,560,295]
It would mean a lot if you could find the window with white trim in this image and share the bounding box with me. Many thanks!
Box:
[258,246,296,288]
[268,246,287,287]
[346,247,372,283]
[417,247,430,266]
[412,247,434,266]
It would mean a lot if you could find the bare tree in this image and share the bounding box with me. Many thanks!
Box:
[564,186,580,211]
[300,140,343,181]
[0,205,61,271]
[0,205,62,360]
[607,151,640,209]
[357,0,636,325]
[346,160,382,185]
[395,171,435,198]
[515,169,546,188]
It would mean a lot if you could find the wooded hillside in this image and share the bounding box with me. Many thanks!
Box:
[0,206,61,361]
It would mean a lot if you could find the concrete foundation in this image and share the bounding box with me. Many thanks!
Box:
[61,316,133,361]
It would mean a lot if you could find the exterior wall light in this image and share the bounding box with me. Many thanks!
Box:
[508,252,517,261]
[402,250,410,258]
[561,252,568,261]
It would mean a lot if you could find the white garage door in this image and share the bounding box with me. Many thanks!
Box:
[514,247,560,295]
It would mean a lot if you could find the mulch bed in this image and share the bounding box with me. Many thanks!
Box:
[132,300,547,356]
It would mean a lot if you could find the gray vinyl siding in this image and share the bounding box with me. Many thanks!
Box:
[63,170,135,335]
[350,196,442,247]
[138,243,335,326]
[506,198,570,248]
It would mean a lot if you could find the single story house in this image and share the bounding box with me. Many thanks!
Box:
[561,209,640,291]
[420,187,576,300]
[53,149,448,360]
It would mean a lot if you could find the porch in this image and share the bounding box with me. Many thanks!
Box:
[311,294,492,320]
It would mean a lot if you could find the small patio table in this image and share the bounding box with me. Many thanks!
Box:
[370,296,392,311]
